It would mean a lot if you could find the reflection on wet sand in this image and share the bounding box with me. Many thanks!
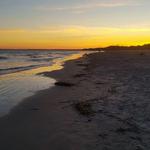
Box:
[0,52,85,116]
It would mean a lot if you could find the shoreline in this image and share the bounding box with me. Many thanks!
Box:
[4,52,90,116]
[0,51,85,117]
[1,50,150,149]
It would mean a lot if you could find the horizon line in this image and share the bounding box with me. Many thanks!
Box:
[0,43,150,50]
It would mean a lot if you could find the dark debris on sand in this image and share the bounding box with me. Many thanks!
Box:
[55,81,75,87]
[74,101,95,116]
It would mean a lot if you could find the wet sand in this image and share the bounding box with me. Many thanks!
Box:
[0,50,150,150]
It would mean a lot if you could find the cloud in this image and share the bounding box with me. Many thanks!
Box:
[1,25,149,36]
[0,24,150,49]
[36,0,141,13]
[0,29,25,33]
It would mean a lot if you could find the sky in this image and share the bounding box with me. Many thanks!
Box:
[0,0,150,49]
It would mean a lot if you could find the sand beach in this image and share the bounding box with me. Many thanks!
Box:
[0,50,150,150]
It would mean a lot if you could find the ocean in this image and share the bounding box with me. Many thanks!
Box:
[0,50,85,116]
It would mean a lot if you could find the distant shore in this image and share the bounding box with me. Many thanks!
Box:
[83,43,150,51]
[1,43,150,52]
[0,50,150,150]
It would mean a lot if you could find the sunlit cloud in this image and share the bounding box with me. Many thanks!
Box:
[0,29,25,33]
[36,0,141,13]
[1,25,149,35]
[0,25,150,49]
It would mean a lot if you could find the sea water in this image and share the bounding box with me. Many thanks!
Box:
[0,50,85,116]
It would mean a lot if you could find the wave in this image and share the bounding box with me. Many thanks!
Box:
[0,50,79,76]
[0,64,44,75]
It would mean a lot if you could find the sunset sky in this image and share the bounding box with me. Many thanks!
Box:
[0,0,150,49]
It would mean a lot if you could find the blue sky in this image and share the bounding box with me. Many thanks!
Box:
[1,0,150,29]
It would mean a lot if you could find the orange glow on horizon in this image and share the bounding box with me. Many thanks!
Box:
[0,26,150,49]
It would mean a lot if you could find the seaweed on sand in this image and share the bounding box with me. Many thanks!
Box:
[74,101,95,116]
[55,81,75,87]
